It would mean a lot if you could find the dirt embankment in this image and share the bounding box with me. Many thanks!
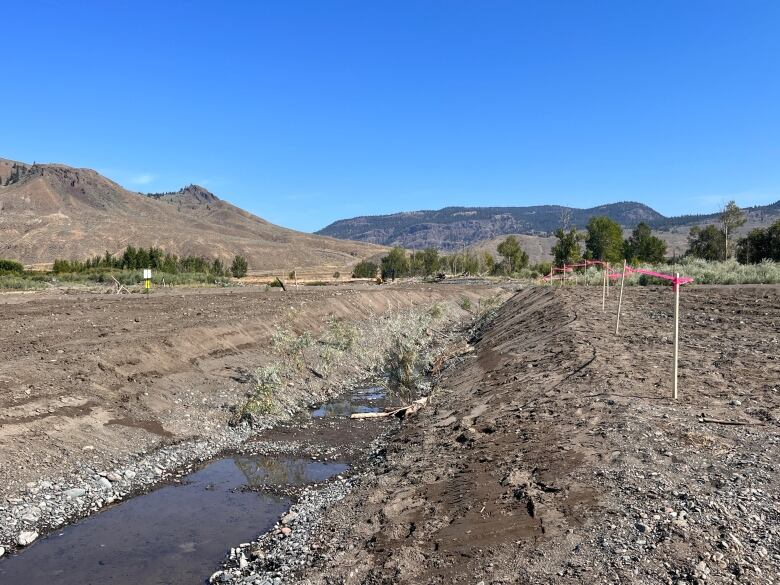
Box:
[302,285,780,584]
[0,283,498,500]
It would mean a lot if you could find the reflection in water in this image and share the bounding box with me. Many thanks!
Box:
[311,386,395,418]
[0,454,347,585]
[234,455,348,486]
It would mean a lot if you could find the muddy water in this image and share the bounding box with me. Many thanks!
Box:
[310,385,389,418]
[0,386,367,585]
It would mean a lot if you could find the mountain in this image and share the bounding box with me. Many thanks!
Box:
[316,203,663,250]
[0,158,385,270]
[317,200,780,252]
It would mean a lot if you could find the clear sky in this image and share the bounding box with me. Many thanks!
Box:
[2,1,779,232]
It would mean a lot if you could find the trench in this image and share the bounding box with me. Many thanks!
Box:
[0,385,395,585]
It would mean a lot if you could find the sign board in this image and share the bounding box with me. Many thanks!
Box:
[143,269,152,280]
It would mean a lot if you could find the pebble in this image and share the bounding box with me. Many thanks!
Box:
[64,488,86,499]
[97,478,112,490]
[17,531,38,546]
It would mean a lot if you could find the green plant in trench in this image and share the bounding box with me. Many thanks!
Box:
[232,365,282,425]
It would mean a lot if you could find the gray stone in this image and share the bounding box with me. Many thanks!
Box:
[17,531,38,546]
[123,470,137,480]
[64,488,86,499]
[97,477,112,490]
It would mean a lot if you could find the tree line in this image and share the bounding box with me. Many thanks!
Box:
[360,200,777,279]
[52,246,249,277]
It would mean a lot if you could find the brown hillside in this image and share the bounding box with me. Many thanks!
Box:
[0,158,385,270]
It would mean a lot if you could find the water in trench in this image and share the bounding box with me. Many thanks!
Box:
[0,390,360,585]
[310,385,392,418]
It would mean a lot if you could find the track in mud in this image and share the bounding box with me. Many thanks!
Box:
[0,385,393,585]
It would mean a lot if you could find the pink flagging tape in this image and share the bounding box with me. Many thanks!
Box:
[622,267,694,291]
[543,263,694,291]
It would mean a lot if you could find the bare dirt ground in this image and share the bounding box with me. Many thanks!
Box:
[300,284,780,585]
[0,282,495,501]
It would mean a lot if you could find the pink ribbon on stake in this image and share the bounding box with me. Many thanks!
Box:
[611,267,694,291]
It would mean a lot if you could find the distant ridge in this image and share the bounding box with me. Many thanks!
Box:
[317,200,780,251]
[0,158,385,269]
[316,203,663,250]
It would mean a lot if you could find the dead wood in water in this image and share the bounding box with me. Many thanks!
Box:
[351,397,429,420]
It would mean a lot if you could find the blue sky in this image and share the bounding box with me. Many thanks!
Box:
[2,1,779,232]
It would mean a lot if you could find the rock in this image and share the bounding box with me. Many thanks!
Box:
[281,511,298,525]
[635,522,648,533]
[124,470,137,480]
[97,477,112,490]
[280,526,292,537]
[17,531,38,546]
[64,488,86,499]
[106,472,122,483]
[0,546,5,557]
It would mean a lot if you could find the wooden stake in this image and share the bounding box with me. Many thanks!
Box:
[549,266,553,286]
[601,266,606,311]
[673,273,680,400]
[615,260,627,334]
[605,262,610,297]
[562,264,566,287]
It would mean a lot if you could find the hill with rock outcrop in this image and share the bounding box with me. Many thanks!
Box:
[0,158,385,270]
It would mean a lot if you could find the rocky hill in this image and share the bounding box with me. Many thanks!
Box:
[0,158,385,270]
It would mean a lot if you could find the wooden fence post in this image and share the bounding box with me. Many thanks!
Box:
[673,273,680,399]
[615,260,627,334]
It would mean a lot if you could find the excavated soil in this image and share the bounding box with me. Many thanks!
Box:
[300,285,780,585]
[0,282,495,499]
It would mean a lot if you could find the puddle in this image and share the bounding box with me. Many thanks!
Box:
[311,385,394,418]
[0,455,346,585]
[105,417,174,438]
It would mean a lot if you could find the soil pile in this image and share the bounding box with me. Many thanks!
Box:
[302,285,780,584]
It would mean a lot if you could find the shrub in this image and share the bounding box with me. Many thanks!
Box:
[232,365,281,425]
[230,255,248,278]
[352,260,378,278]
[0,259,24,274]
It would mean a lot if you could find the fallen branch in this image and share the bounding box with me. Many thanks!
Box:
[698,416,764,426]
[351,396,429,420]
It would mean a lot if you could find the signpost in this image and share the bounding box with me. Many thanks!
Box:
[143,268,152,292]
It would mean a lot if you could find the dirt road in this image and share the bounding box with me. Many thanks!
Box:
[0,283,496,500]
[301,284,780,584]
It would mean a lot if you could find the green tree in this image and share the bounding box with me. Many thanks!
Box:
[585,216,624,263]
[352,260,378,278]
[496,236,529,274]
[0,258,24,274]
[211,258,226,276]
[686,225,725,261]
[381,247,409,279]
[230,255,248,278]
[552,228,582,266]
[736,220,780,263]
[624,223,667,263]
[721,200,746,259]
[418,248,441,276]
